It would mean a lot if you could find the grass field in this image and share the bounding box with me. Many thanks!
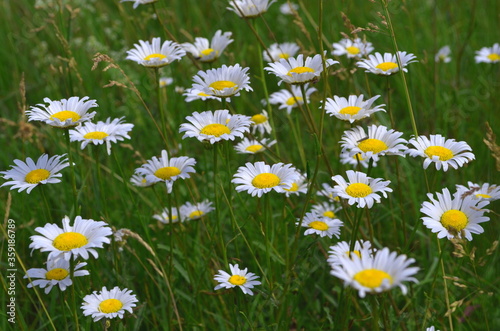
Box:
[1,0,500,330]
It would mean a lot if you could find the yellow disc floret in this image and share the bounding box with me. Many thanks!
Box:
[487,53,500,62]
[346,46,360,55]
[323,211,335,218]
[84,131,109,140]
[440,209,468,232]
[53,232,88,251]
[286,96,303,106]
[424,146,454,161]
[50,110,81,122]
[45,268,69,281]
[358,138,388,154]
[251,114,267,124]
[25,169,50,184]
[354,269,393,289]
[228,275,247,286]
[200,123,231,137]
[345,183,372,198]
[375,62,398,71]
[99,299,123,314]
[287,66,314,76]
[245,144,263,153]
[309,221,329,231]
[144,53,167,61]
[209,80,237,91]
[252,173,280,189]
[154,167,181,180]
[339,106,362,115]
[189,210,204,219]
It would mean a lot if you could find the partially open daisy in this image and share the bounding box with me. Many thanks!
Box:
[29,216,112,261]
[126,37,185,68]
[234,137,276,154]
[183,88,222,103]
[81,286,138,322]
[25,257,88,294]
[435,46,451,63]
[332,170,392,208]
[159,77,173,88]
[283,170,308,197]
[316,182,340,202]
[456,182,500,202]
[340,125,408,162]
[180,200,215,221]
[263,42,300,63]
[356,51,417,75]
[327,240,373,267]
[227,0,276,18]
[332,38,374,59]
[297,211,343,238]
[191,64,252,98]
[153,208,180,224]
[325,95,385,123]
[121,0,157,9]
[330,247,419,298]
[181,30,233,63]
[311,201,342,219]
[407,134,475,171]
[269,84,317,114]
[232,161,299,197]
[265,53,337,85]
[339,150,377,169]
[475,43,500,63]
[69,117,133,155]
[180,109,252,144]
[1,154,69,194]
[250,110,272,136]
[26,96,98,128]
[214,263,261,295]
[130,173,155,188]
[420,188,490,241]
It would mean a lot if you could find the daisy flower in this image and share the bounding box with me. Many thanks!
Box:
[181,30,233,63]
[25,257,88,294]
[356,51,417,75]
[297,211,343,238]
[29,216,112,261]
[130,173,155,188]
[332,38,374,59]
[250,110,272,135]
[81,286,138,322]
[279,2,298,15]
[234,137,276,154]
[69,117,133,155]
[121,0,157,9]
[180,200,215,221]
[232,161,299,197]
[263,42,300,62]
[159,77,173,88]
[311,201,342,219]
[406,134,475,171]
[332,170,392,208]
[426,327,440,331]
[134,150,196,192]
[183,88,222,102]
[180,109,252,144]
[227,0,276,18]
[435,46,451,63]
[420,188,490,241]
[153,208,181,224]
[475,43,500,63]
[214,263,261,295]
[325,94,385,123]
[330,247,419,298]
[283,170,308,197]
[327,240,373,267]
[456,182,500,202]
[26,96,97,129]
[340,125,408,163]
[339,150,377,169]
[126,37,185,68]
[191,64,252,98]
[1,154,69,194]
[269,84,317,114]
[316,182,340,202]
[265,53,338,85]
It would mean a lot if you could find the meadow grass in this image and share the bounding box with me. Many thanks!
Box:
[1,0,499,330]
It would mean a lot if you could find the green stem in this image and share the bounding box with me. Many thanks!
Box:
[64,130,78,216]
[69,258,80,330]
[155,68,170,153]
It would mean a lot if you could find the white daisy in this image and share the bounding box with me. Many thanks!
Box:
[435,45,451,63]
[420,188,490,241]
[180,200,215,221]
[356,51,417,75]
[297,211,343,238]
[130,173,155,188]
[316,182,341,202]
[183,88,222,102]
[269,84,317,114]
[25,257,88,294]
[159,77,174,88]
[340,125,408,162]
[475,43,500,63]
[263,42,300,63]
[191,64,252,98]
[26,96,98,128]
[406,134,475,171]
[153,208,181,224]
[234,137,276,154]
[126,37,185,68]
[332,38,374,59]
[121,0,157,9]
[179,109,252,144]
[181,30,233,63]
[1,154,69,194]
[327,240,373,267]
[426,327,440,331]
[325,94,385,123]
[456,182,500,202]
[232,161,299,197]
[214,263,261,295]
[283,170,308,197]
[332,170,392,208]
[227,0,276,18]
[81,286,138,322]
[29,216,112,261]
[330,247,419,298]
[265,53,337,85]
[279,2,298,15]
[311,201,342,219]
[339,150,377,169]
[250,110,272,136]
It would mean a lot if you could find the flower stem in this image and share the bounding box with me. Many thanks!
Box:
[64,130,78,216]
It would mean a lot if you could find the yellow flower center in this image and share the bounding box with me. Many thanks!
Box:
[353,153,365,161]
[52,232,88,251]
[228,275,247,286]
[278,53,289,59]
[339,106,362,115]
[144,53,167,61]
[25,169,50,184]
[375,62,398,71]
[475,193,491,199]
[99,299,123,314]
[209,80,237,91]
[487,53,500,62]
[200,123,231,137]
[424,146,454,161]
[154,166,181,180]
[201,48,215,57]
[197,92,211,97]
[345,183,372,198]
[245,144,263,153]
[189,210,204,219]
[441,210,468,232]
[346,250,361,258]
[346,46,360,55]
[284,182,299,192]
[322,211,335,218]
[45,268,69,281]
[49,110,81,122]
[286,96,303,106]
[83,131,109,140]
[354,269,393,289]
[309,220,329,231]
[358,138,388,154]
[251,114,267,124]
[252,173,280,189]
[287,66,315,76]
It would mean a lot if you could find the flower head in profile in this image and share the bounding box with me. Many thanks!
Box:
[332,38,374,59]
[406,134,475,171]
[332,170,392,208]
[435,46,451,63]
[316,182,340,202]
[283,170,308,197]
[191,64,252,98]
[327,240,373,267]
[250,110,272,135]
[126,37,185,68]
[1,154,69,194]
[214,263,261,295]
[121,0,157,9]
[269,84,317,114]
[325,95,385,123]
[181,30,233,63]
[227,0,276,18]
[475,43,500,63]
[130,173,155,188]
[357,51,417,75]
[26,96,98,128]
[159,77,174,88]
[340,151,377,169]
[81,286,138,322]
[456,182,500,202]
[311,201,342,219]
[297,211,343,238]
[234,137,276,154]
[183,88,222,103]
[153,208,181,224]
[263,42,300,62]
[180,200,215,221]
